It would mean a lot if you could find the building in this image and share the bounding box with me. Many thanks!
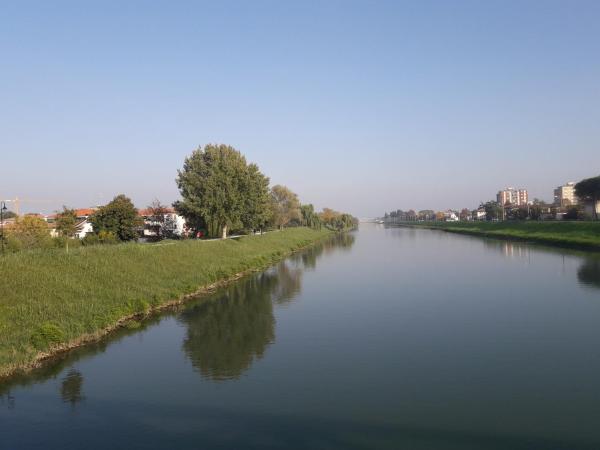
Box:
[46,208,96,239]
[553,182,578,207]
[472,208,487,221]
[443,210,459,222]
[497,187,528,206]
[137,208,185,238]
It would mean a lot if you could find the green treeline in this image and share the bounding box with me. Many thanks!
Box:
[173,144,358,238]
[0,144,357,251]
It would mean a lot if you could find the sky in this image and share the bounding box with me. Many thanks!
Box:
[1,0,599,217]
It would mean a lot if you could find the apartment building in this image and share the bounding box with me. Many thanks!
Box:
[497,187,528,206]
[553,182,578,207]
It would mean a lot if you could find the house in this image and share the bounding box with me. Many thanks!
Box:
[46,208,96,239]
[137,208,185,238]
[472,208,487,221]
[443,210,459,222]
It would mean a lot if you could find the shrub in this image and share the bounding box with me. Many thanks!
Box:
[30,323,65,350]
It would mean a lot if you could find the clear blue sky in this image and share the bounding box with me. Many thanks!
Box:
[1,0,599,216]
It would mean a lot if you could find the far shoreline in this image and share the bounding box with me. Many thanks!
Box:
[386,221,600,252]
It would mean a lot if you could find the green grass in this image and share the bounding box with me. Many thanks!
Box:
[400,221,600,250]
[0,227,331,378]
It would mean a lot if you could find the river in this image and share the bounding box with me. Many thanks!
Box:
[1,224,600,449]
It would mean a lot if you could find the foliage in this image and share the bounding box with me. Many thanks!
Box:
[0,227,331,377]
[270,185,301,229]
[319,208,358,231]
[8,216,53,249]
[241,163,272,232]
[575,175,600,220]
[507,207,529,221]
[0,210,17,220]
[55,206,78,252]
[482,201,502,221]
[55,207,78,237]
[565,206,582,221]
[175,144,270,238]
[300,204,321,229]
[90,194,141,241]
[30,323,65,350]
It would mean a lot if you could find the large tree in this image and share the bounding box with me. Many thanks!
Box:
[482,201,502,221]
[575,175,600,220]
[175,144,270,238]
[90,194,141,241]
[270,185,301,229]
[300,204,321,229]
[55,206,78,252]
[241,163,271,233]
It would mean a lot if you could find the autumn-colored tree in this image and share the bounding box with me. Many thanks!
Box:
[11,215,52,249]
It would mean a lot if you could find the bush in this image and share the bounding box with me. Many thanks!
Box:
[82,231,118,246]
[98,230,118,244]
[8,216,53,250]
[30,323,65,350]
[52,236,82,249]
[82,233,100,246]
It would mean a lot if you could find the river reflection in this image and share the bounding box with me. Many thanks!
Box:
[179,271,278,381]
[60,369,85,406]
[577,257,600,290]
[179,233,356,380]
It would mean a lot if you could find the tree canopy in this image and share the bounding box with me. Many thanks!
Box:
[90,194,141,241]
[55,207,78,252]
[175,144,271,238]
[270,185,301,229]
[575,175,600,220]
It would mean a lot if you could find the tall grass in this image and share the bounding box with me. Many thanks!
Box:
[402,221,600,250]
[0,228,331,378]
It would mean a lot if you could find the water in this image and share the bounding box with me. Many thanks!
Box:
[2,225,600,449]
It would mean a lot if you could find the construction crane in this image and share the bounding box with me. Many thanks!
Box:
[0,197,64,216]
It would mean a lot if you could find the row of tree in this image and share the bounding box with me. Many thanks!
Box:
[1,144,358,251]
[173,144,357,238]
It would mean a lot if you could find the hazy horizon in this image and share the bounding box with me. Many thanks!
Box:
[2,1,599,216]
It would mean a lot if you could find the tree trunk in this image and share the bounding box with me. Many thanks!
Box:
[221,225,228,239]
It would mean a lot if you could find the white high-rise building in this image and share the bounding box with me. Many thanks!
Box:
[497,187,528,206]
[554,182,578,207]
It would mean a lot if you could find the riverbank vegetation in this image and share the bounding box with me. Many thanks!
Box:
[398,221,600,251]
[0,227,332,379]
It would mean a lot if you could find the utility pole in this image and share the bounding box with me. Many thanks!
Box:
[1,201,7,255]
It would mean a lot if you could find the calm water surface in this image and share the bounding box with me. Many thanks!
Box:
[2,225,600,449]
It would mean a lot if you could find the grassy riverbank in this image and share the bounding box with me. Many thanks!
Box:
[0,228,331,379]
[396,221,600,251]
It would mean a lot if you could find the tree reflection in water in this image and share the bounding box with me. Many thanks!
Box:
[60,368,85,406]
[577,258,600,289]
[180,232,356,381]
[180,271,278,381]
